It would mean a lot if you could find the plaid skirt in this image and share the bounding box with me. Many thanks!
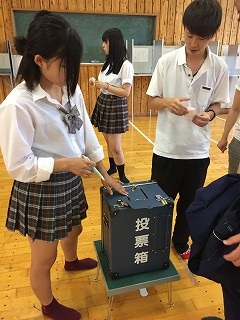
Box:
[91,93,129,133]
[6,172,88,242]
[228,137,240,174]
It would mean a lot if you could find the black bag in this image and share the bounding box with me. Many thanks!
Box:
[186,174,240,287]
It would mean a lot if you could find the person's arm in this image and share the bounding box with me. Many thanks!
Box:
[147,56,189,116]
[74,86,127,195]
[94,60,133,97]
[95,160,127,195]
[54,157,127,195]
[148,96,190,115]
[53,157,93,177]
[217,89,240,153]
[223,233,240,267]
[94,81,131,97]
[205,103,221,120]
[192,102,221,127]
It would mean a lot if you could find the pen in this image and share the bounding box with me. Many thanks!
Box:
[81,155,105,181]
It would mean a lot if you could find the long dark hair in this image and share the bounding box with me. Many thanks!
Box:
[101,28,127,75]
[14,10,83,98]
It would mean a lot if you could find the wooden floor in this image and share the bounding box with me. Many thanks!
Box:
[0,114,231,320]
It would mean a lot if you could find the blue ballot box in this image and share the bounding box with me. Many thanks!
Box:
[100,180,174,279]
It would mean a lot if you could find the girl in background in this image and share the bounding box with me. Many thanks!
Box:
[90,28,134,183]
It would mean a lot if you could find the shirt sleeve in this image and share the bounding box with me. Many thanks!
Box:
[211,62,230,107]
[0,102,54,182]
[146,57,164,98]
[121,60,134,85]
[35,157,54,182]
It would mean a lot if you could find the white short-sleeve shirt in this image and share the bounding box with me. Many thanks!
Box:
[146,45,230,159]
[98,59,134,95]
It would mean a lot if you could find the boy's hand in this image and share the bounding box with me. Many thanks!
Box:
[192,112,211,127]
[166,97,189,116]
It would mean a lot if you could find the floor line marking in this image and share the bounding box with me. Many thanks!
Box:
[130,113,238,146]
[129,120,154,145]
[129,120,220,145]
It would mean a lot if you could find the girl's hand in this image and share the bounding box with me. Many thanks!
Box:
[89,77,96,85]
[94,81,108,90]
[67,157,96,178]
[101,175,128,196]
[217,138,228,153]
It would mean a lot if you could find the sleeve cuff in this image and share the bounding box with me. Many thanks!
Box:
[86,146,104,163]
[35,157,54,182]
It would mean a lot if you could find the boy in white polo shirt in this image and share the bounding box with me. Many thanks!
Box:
[146,0,229,259]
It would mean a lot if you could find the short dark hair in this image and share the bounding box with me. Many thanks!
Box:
[14,11,83,97]
[182,0,222,39]
[101,28,127,75]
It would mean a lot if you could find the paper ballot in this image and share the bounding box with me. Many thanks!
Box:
[184,106,196,120]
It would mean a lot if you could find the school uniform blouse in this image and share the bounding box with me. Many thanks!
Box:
[98,60,134,95]
[146,45,230,160]
[0,82,104,183]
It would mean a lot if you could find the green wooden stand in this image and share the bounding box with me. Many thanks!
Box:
[93,240,180,320]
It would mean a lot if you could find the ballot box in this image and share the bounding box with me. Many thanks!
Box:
[100,180,174,279]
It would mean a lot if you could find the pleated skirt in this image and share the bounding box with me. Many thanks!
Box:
[91,93,129,133]
[6,172,88,242]
[228,137,240,174]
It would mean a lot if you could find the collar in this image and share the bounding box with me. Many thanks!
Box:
[177,45,213,70]
[32,83,69,106]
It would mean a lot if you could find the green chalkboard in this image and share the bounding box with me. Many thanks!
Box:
[13,11,155,63]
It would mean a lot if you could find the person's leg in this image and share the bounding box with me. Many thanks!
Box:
[151,155,188,253]
[103,133,117,175]
[28,237,81,320]
[105,133,129,183]
[172,158,210,254]
[151,154,183,250]
[151,153,181,195]
[28,237,58,305]
[221,283,240,320]
[61,225,97,270]
[107,157,117,175]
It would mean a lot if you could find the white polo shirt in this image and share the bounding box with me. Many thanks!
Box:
[146,45,229,159]
[0,82,104,182]
[233,78,240,141]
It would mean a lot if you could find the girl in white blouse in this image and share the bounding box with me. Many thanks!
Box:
[90,28,134,183]
[0,11,126,320]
